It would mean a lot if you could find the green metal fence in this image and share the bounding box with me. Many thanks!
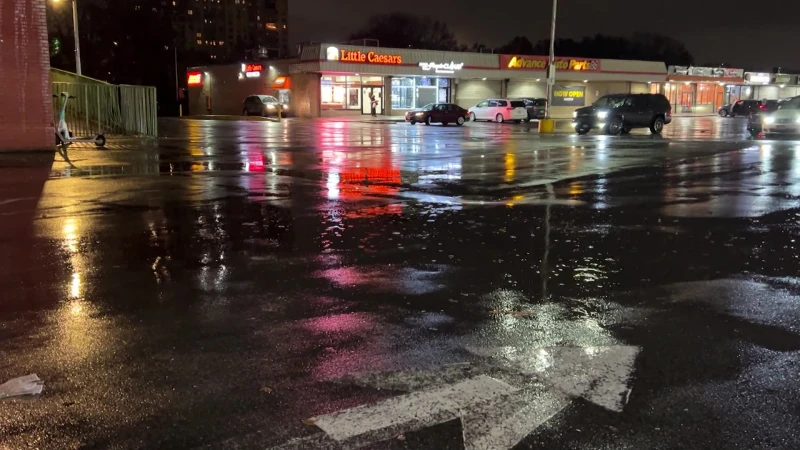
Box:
[52,82,157,137]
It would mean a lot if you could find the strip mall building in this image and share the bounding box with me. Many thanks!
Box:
[188,43,667,119]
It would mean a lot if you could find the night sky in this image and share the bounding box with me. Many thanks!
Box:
[290,0,798,70]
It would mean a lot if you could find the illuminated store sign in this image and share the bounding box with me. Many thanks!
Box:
[325,46,402,64]
[187,72,202,86]
[503,55,601,72]
[418,61,464,74]
[241,63,263,78]
[746,73,770,84]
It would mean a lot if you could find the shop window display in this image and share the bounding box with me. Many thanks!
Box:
[391,76,451,110]
[322,76,385,111]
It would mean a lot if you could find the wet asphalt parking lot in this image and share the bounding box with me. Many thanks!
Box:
[1,116,799,449]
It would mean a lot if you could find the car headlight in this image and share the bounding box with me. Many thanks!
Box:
[796,117,800,124]
[267,104,275,109]
[282,104,289,110]
[416,112,425,116]
[596,111,608,120]
[572,111,578,118]
[763,116,775,124]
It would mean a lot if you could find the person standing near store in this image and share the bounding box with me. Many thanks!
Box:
[369,92,377,117]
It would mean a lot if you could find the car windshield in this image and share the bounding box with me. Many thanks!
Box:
[259,95,278,103]
[510,101,526,108]
[593,95,627,108]
[779,97,800,110]
[420,104,434,111]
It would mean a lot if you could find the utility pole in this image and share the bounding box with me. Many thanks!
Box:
[544,0,558,119]
[72,0,82,75]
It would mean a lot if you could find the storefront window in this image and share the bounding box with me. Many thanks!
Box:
[322,76,371,110]
[391,76,451,110]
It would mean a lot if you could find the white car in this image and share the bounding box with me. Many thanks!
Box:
[756,96,800,137]
[468,99,528,123]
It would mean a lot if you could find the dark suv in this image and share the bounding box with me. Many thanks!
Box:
[718,100,762,118]
[573,93,672,135]
[520,98,547,121]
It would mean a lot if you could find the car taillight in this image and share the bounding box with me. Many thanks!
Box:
[666,111,672,117]
[506,107,513,111]
[759,104,767,110]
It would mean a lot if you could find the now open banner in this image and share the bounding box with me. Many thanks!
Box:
[551,86,586,107]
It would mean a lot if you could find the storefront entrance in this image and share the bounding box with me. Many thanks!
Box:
[362,87,383,115]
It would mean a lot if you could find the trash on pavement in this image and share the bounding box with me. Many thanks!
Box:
[0,374,44,399]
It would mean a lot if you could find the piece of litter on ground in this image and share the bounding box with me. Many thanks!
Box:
[0,374,44,399]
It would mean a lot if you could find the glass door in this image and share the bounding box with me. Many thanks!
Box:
[361,87,383,115]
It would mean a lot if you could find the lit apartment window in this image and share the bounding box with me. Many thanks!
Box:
[219,41,224,45]
[188,9,193,14]
[196,40,202,44]
[266,23,277,30]
[283,24,286,29]
[196,32,202,37]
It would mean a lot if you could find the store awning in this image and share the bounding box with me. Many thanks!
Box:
[273,76,291,89]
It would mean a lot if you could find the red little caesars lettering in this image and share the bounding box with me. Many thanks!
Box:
[338,49,402,64]
[367,51,402,64]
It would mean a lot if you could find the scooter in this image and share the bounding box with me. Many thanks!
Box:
[54,92,106,147]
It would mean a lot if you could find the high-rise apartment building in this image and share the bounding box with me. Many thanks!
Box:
[129,0,289,61]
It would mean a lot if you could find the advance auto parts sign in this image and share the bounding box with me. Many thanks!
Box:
[503,55,601,72]
[552,86,586,106]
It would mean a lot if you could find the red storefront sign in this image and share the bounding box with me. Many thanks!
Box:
[501,55,601,72]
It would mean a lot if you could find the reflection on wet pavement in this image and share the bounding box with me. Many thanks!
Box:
[2,117,800,449]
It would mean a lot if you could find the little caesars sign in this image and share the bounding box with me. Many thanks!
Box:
[502,55,601,72]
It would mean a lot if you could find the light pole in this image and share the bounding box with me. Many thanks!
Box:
[544,0,558,119]
[53,0,82,76]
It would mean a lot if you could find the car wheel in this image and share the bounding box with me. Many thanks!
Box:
[470,112,477,122]
[524,118,531,123]
[621,127,632,134]
[575,123,590,135]
[457,116,465,126]
[425,116,431,126]
[495,113,505,123]
[605,118,623,136]
[719,109,728,117]
[650,116,665,134]
[410,120,416,125]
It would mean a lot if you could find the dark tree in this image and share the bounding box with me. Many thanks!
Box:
[349,13,459,51]
[532,33,694,66]
[499,36,535,55]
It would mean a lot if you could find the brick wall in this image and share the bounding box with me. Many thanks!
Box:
[0,0,53,151]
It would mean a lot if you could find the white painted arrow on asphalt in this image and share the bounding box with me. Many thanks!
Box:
[305,345,640,450]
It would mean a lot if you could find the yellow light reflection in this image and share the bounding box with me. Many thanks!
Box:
[504,153,516,183]
[70,272,81,299]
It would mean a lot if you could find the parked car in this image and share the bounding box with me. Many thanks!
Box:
[405,103,470,126]
[572,93,672,135]
[763,99,785,113]
[718,100,762,118]
[520,98,548,121]
[468,99,528,123]
[748,96,800,137]
[243,95,287,117]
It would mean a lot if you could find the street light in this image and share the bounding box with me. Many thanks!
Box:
[52,0,82,76]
